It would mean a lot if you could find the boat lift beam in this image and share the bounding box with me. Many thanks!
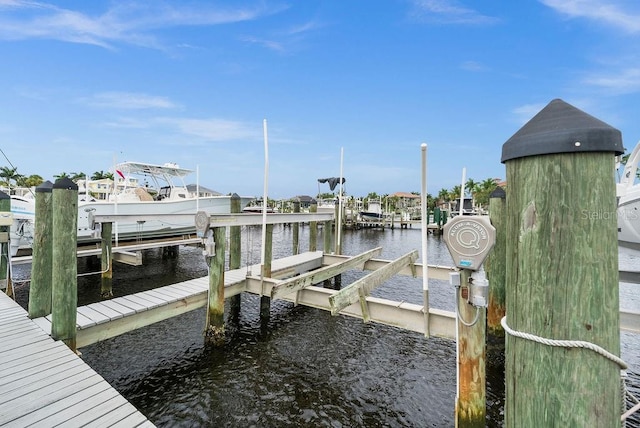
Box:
[328,250,419,318]
[269,247,383,300]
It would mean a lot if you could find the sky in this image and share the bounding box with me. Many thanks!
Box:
[1,0,640,200]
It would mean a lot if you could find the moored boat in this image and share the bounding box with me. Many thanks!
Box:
[9,161,254,255]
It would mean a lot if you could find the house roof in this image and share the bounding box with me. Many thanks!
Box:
[390,192,421,199]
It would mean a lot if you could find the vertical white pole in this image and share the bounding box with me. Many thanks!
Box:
[336,147,344,254]
[260,119,269,268]
[196,165,200,212]
[459,167,466,216]
[420,143,429,337]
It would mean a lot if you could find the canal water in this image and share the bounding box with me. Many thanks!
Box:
[10,225,640,427]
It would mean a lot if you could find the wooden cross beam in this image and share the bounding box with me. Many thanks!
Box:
[328,250,419,318]
[270,247,383,300]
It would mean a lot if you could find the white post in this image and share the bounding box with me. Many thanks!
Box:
[336,147,344,255]
[420,143,429,337]
[260,119,269,268]
[196,165,200,212]
[459,167,466,216]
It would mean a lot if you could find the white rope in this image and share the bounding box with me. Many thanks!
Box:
[501,316,627,369]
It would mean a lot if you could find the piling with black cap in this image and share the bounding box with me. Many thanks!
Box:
[29,181,54,318]
[0,191,11,295]
[502,99,623,426]
[51,177,78,352]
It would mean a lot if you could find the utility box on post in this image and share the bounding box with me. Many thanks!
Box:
[442,215,496,271]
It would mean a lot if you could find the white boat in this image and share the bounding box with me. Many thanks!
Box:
[617,142,640,250]
[9,161,254,255]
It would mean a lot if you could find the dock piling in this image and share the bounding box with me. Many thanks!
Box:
[50,178,78,353]
[502,99,624,426]
[0,191,12,296]
[100,222,113,298]
[229,194,242,321]
[205,226,226,345]
[28,181,53,317]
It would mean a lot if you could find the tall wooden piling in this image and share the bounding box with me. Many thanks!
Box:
[455,269,486,428]
[51,178,78,353]
[205,226,226,345]
[0,191,11,296]
[502,99,623,426]
[229,194,242,321]
[100,222,113,298]
[259,223,273,322]
[309,201,318,252]
[292,199,300,255]
[485,186,506,335]
[28,181,53,317]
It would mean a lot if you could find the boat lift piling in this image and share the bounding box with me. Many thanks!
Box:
[50,177,79,353]
[229,194,242,322]
[28,181,53,318]
[501,99,624,426]
[0,191,12,296]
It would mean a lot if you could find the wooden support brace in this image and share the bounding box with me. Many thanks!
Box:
[329,250,419,316]
[270,247,383,300]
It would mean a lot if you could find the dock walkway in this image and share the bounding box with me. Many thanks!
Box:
[0,291,155,427]
[32,251,325,348]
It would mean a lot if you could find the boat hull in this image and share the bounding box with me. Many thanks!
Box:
[10,195,253,255]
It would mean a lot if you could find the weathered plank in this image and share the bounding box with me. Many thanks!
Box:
[328,250,418,316]
[271,247,383,300]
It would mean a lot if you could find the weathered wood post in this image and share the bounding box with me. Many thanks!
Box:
[309,200,318,252]
[485,186,506,335]
[100,222,113,298]
[455,268,486,428]
[323,220,332,254]
[0,191,11,296]
[292,198,300,255]
[205,226,226,345]
[28,182,53,317]
[51,178,78,353]
[229,194,242,321]
[501,99,623,426]
[259,223,273,322]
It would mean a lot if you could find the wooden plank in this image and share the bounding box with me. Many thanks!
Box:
[133,291,171,308]
[271,247,383,299]
[56,394,134,427]
[145,287,185,302]
[0,339,60,365]
[35,392,131,428]
[74,309,98,328]
[77,306,111,325]
[1,331,51,352]
[112,296,150,313]
[1,358,92,399]
[109,409,154,428]
[86,302,125,321]
[0,347,76,383]
[2,373,104,424]
[0,321,41,339]
[99,299,137,317]
[329,250,419,316]
[120,293,164,310]
[10,381,115,427]
[31,316,52,335]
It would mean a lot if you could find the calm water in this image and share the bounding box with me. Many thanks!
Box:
[10,225,640,427]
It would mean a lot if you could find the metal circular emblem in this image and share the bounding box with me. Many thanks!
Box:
[194,211,210,233]
[447,219,491,257]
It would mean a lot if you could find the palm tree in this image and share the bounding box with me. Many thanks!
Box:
[0,166,19,187]
[54,172,70,180]
[91,170,113,180]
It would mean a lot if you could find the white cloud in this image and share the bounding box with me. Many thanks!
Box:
[583,67,640,94]
[160,117,262,141]
[541,0,640,34]
[409,0,500,25]
[460,60,489,72]
[0,1,278,49]
[86,92,178,109]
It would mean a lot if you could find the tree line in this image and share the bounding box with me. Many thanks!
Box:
[0,166,113,188]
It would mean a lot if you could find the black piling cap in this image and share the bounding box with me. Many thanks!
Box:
[0,191,9,200]
[501,98,624,163]
[489,186,506,199]
[36,180,54,193]
[53,177,78,190]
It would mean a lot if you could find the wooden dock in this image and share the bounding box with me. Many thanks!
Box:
[0,291,155,427]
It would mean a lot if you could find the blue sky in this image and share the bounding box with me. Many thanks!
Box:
[1,0,640,199]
